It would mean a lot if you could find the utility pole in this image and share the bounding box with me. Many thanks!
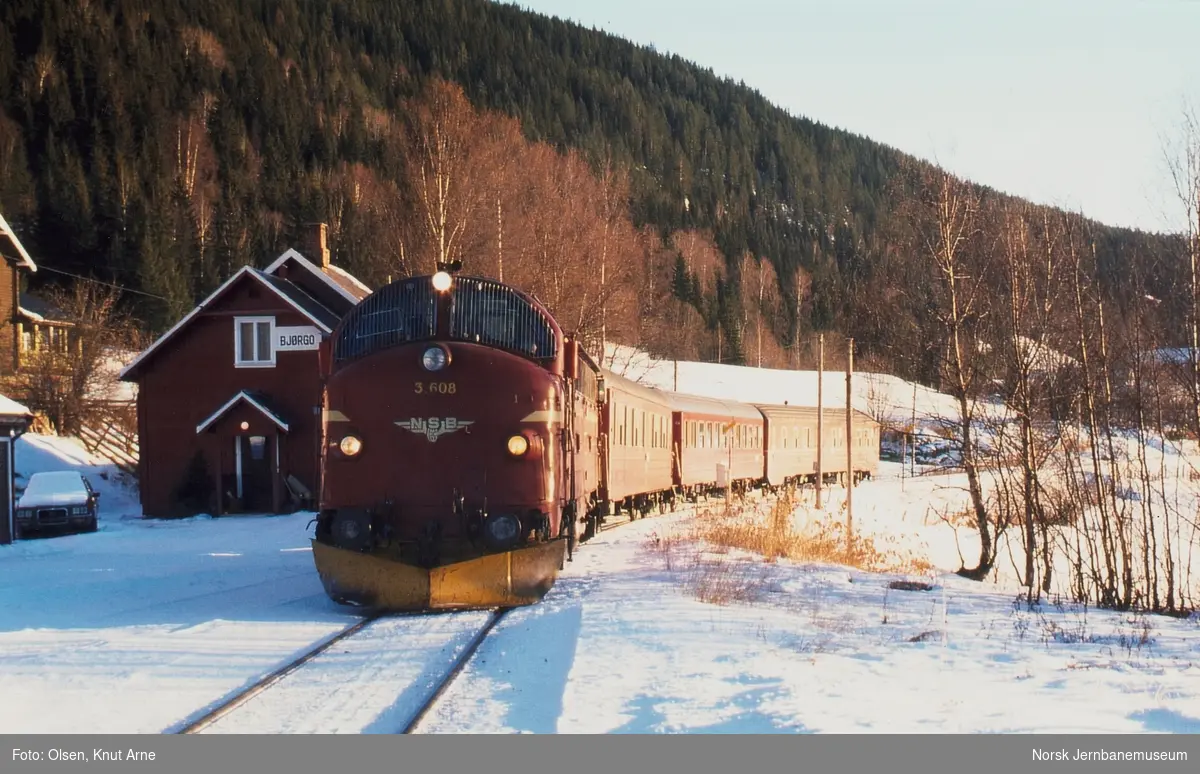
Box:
[2,428,15,545]
[816,334,824,509]
[910,383,918,478]
[725,422,734,507]
[846,338,854,553]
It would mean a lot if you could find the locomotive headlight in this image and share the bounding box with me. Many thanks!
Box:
[506,434,529,456]
[422,345,448,371]
[431,271,453,292]
[339,435,363,456]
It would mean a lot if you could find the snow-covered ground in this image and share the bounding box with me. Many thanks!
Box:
[1,435,356,733]
[3,346,1200,734]
[425,498,1200,734]
[2,432,1198,733]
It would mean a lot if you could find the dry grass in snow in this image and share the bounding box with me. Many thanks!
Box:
[645,489,935,606]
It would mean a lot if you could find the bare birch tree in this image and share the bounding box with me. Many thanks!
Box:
[1166,104,1200,439]
[897,163,998,579]
[401,80,510,272]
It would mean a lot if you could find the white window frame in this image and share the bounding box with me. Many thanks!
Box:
[234,316,276,368]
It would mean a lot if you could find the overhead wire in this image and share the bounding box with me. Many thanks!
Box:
[32,264,169,301]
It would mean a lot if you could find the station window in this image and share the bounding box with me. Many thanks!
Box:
[235,316,275,368]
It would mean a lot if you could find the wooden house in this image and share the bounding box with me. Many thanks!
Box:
[16,292,75,363]
[0,213,37,544]
[0,393,32,545]
[119,224,370,517]
[0,212,39,374]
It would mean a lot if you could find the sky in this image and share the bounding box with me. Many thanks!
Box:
[510,0,1200,234]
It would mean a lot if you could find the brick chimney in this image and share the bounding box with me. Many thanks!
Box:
[300,222,330,268]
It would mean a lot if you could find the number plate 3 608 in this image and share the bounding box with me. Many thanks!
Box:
[414,382,456,394]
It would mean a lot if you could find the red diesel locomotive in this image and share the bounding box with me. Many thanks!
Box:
[311,271,879,611]
[313,272,591,609]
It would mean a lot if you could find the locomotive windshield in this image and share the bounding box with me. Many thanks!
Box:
[333,278,437,364]
[450,278,557,359]
[333,275,557,365]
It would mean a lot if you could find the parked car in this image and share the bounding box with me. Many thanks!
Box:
[15,471,101,538]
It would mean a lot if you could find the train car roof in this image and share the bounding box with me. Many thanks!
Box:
[600,368,674,408]
[752,403,880,426]
[667,391,764,421]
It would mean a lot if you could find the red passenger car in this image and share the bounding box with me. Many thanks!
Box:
[668,393,765,497]
[756,405,879,488]
[596,370,675,524]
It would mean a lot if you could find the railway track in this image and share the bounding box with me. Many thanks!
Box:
[174,608,509,735]
[401,608,509,734]
[175,614,382,734]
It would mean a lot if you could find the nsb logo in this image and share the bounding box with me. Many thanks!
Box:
[395,417,474,442]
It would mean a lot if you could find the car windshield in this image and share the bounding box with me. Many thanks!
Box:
[23,472,88,500]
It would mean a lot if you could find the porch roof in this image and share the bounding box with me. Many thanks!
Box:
[195,390,290,435]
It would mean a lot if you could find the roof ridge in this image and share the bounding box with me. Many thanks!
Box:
[323,262,372,293]
[252,267,340,319]
[0,211,37,271]
[263,248,368,304]
[195,389,290,434]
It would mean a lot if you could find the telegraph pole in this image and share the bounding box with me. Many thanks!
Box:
[2,428,14,545]
[846,338,854,552]
[816,334,824,509]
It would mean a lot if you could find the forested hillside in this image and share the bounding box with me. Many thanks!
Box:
[0,0,1185,379]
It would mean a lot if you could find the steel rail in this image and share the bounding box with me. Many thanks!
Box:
[175,614,381,734]
[401,608,510,734]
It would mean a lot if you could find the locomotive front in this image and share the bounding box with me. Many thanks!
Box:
[312,272,572,610]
